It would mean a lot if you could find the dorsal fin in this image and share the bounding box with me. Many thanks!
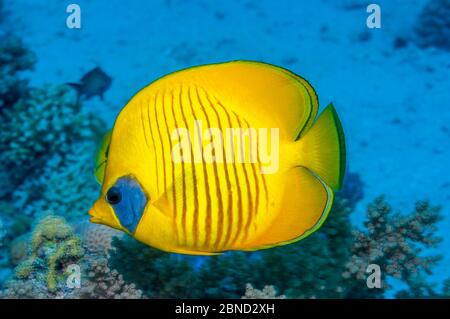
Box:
[157,60,319,141]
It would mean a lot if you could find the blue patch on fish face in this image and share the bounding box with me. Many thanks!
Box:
[105,176,147,234]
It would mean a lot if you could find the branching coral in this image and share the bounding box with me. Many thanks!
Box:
[77,257,143,299]
[343,197,442,298]
[241,283,285,299]
[415,0,450,50]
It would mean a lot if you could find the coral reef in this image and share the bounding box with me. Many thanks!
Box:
[12,141,102,222]
[0,32,145,299]
[77,257,143,299]
[0,216,143,299]
[241,284,285,299]
[0,216,84,298]
[344,197,442,298]
[415,0,450,50]
[0,35,105,210]
[0,41,107,276]
[0,85,105,200]
[0,36,36,111]
[0,36,36,202]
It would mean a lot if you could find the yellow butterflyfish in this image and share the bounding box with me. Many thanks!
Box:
[89,61,346,255]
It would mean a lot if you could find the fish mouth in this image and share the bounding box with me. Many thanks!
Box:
[88,206,102,224]
[88,200,123,231]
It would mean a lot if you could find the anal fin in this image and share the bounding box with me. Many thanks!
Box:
[243,166,333,250]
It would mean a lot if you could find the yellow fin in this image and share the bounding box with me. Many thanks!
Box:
[94,130,112,184]
[152,192,173,219]
[243,166,333,250]
[295,103,346,190]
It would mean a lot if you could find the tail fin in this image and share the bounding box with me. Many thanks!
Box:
[295,103,346,190]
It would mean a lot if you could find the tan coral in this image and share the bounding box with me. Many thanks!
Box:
[75,221,122,256]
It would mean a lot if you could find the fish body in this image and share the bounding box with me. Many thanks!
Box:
[68,67,112,101]
[89,61,345,255]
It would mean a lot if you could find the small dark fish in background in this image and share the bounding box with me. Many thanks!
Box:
[67,67,112,102]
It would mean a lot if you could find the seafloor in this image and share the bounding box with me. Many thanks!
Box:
[0,0,449,298]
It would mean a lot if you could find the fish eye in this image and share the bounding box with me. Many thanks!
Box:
[106,186,122,205]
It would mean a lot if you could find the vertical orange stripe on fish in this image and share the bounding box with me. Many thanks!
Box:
[160,88,179,243]
[215,101,243,248]
[140,99,150,150]
[203,91,234,250]
[195,86,225,250]
[146,96,159,195]
[188,86,211,249]
[153,92,166,196]
[178,84,199,248]
[232,112,254,243]
[243,118,262,234]
[166,88,187,245]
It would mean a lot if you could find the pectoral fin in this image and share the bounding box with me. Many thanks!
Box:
[151,165,196,219]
